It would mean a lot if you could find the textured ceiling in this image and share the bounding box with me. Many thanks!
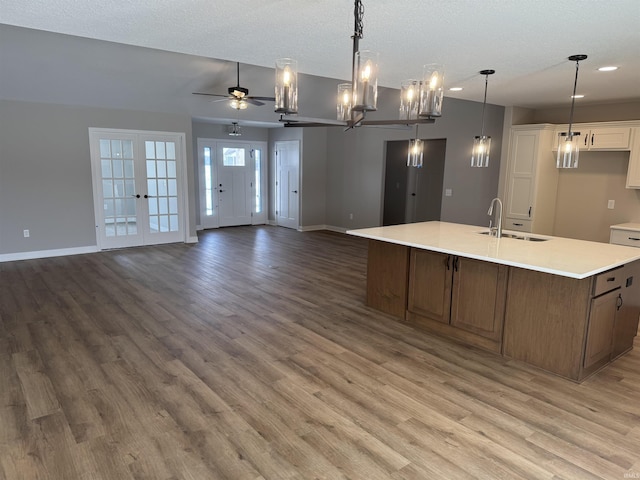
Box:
[1,0,639,109]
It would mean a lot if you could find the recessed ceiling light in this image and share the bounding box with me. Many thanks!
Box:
[449,87,463,91]
[571,94,584,99]
[598,66,618,72]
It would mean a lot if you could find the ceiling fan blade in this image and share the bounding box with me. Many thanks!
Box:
[248,96,276,102]
[245,98,265,106]
[192,92,228,98]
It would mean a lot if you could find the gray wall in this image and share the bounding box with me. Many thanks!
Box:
[0,99,195,254]
[325,89,505,230]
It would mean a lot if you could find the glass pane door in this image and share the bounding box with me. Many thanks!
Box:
[90,129,185,249]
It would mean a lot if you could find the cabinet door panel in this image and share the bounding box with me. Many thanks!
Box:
[366,240,410,318]
[588,128,631,150]
[584,289,618,369]
[450,258,508,340]
[408,250,452,324]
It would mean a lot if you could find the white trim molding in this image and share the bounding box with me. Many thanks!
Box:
[0,245,99,263]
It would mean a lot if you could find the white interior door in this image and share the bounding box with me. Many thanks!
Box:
[275,140,300,230]
[90,128,186,249]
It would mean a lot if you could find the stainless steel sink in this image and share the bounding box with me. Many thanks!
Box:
[478,231,548,242]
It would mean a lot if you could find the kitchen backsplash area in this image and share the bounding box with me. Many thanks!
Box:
[553,151,640,243]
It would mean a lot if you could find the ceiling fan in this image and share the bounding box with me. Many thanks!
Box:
[193,62,275,110]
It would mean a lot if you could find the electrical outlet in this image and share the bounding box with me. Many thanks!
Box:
[607,199,615,209]
[349,213,354,220]
[445,188,452,197]
[23,229,30,238]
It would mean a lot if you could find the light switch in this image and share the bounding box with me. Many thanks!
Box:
[607,199,615,209]
[445,188,452,197]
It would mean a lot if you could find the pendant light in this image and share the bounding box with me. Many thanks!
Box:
[557,54,587,169]
[471,69,495,167]
[228,122,241,136]
[407,124,423,168]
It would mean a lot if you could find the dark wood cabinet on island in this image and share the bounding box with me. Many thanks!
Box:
[353,222,640,383]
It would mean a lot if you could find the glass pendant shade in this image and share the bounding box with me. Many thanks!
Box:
[556,132,581,168]
[352,50,378,112]
[400,80,420,120]
[407,138,423,168]
[471,135,491,167]
[275,58,298,114]
[419,64,444,117]
[337,83,352,121]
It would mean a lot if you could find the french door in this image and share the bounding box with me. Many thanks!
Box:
[89,128,187,249]
[198,139,267,229]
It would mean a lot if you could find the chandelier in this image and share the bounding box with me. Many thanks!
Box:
[275,0,443,129]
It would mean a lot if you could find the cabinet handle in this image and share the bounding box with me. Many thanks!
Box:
[606,277,616,282]
[628,237,640,241]
[528,206,532,218]
[445,255,451,270]
[513,223,523,227]
[616,294,623,311]
[454,256,460,272]
[591,133,594,146]
[584,135,588,146]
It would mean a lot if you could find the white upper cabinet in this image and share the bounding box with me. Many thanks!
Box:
[549,120,640,189]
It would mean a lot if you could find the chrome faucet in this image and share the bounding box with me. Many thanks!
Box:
[488,197,503,238]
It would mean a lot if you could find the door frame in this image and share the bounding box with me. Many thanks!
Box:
[274,140,300,230]
[89,127,189,250]
[197,138,268,229]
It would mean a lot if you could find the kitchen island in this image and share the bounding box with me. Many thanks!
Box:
[347,221,640,382]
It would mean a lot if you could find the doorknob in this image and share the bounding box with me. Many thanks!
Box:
[132,194,141,198]
[292,190,298,193]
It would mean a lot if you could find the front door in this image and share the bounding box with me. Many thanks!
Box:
[217,144,253,227]
[89,128,186,249]
[198,139,267,229]
[275,140,300,230]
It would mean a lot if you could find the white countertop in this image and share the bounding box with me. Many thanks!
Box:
[610,222,640,232]
[347,221,640,279]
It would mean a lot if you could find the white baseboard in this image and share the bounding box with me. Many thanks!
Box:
[186,236,199,244]
[0,245,99,263]
[297,224,348,233]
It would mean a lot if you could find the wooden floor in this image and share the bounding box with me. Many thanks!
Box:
[1,226,639,480]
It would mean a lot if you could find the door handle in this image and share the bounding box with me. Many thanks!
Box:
[616,294,623,311]
[132,194,141,198]
[144,195,156,198]
[292,190,298,194]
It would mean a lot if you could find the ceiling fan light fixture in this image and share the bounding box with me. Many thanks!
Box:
[230,98,248,110]
[471,69,495,167]
[557,54,587,169]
